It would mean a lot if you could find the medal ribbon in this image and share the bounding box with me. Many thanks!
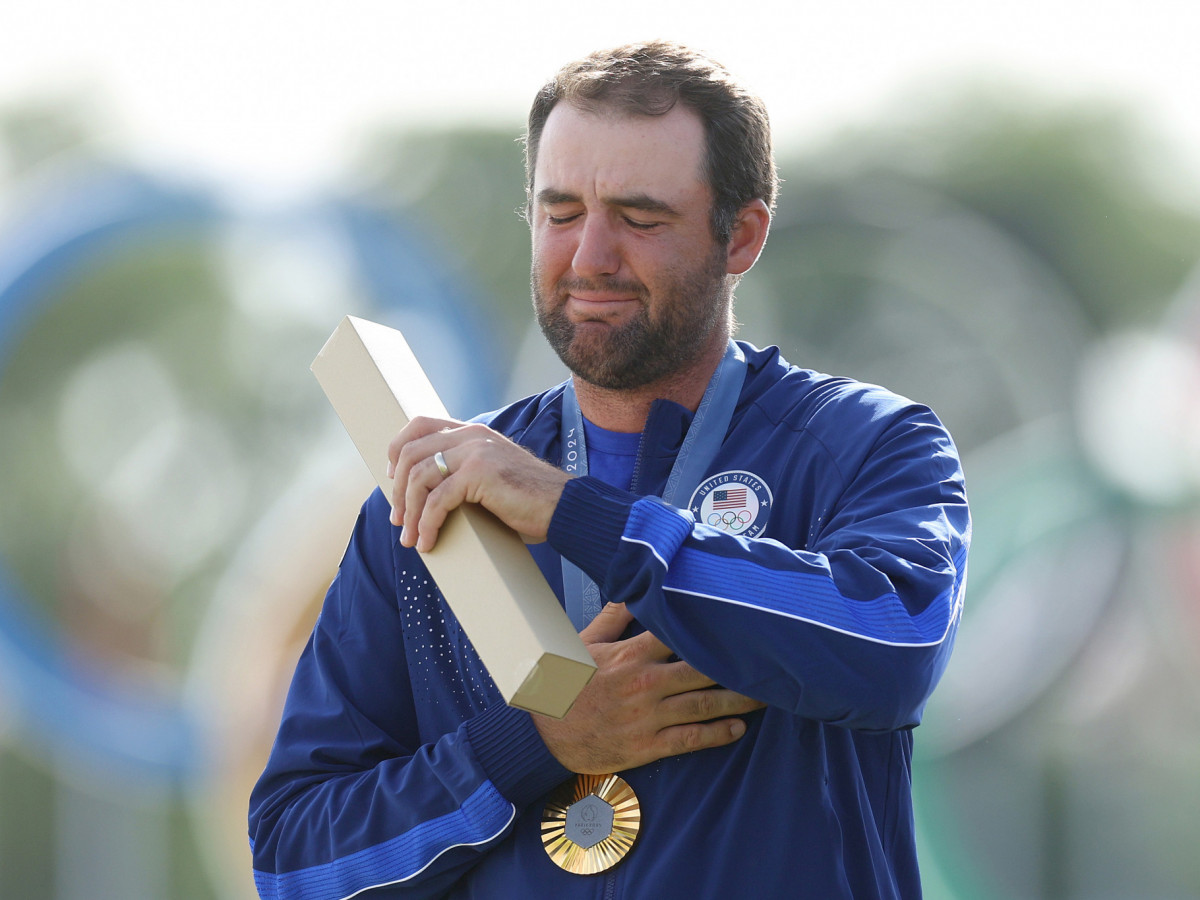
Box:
[559,341,746,629]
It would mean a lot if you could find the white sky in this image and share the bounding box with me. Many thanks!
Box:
[3,0,1199,198]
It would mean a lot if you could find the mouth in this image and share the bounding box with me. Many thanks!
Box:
[560,279,645,322]
[565,293,639,321]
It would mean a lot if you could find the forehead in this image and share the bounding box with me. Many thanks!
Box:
[533,102,709,204]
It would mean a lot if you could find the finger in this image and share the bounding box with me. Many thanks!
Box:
[659,687,765,726]
[587,629,682,676]
[389,434,426,527]
[391,435,467,530]
[651,717,751,760]
[629,629,675,660]
[655,657,723,695]
[387,418,461,521]
[404,452,464,550]
[394,447,433,535]
[579,602,634,644]
[386,416,458,478]
[413,471,474,552]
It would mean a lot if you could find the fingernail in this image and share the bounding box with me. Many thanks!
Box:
[386,459,395,479]
[730,720,746,739]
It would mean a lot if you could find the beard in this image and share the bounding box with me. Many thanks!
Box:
[533,247,732,391]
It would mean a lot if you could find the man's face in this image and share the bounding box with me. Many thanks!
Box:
[530,102,733,391]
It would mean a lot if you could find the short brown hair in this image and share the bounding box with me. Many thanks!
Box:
[524,41,778,244]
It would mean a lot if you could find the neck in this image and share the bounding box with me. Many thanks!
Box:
[572,334,730,432]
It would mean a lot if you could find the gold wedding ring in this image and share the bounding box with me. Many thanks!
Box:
[433,451,450,478]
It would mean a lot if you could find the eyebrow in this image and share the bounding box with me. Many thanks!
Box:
[535,188,682,218]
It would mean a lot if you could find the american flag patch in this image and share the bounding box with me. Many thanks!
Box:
[712,488,748,509]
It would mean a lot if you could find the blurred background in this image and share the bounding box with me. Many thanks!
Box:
[2,2,1199,897]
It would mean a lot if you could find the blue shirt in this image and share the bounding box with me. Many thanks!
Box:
[581,419,640,492]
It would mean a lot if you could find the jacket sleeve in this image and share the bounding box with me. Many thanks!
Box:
[248,491,570,900]
[546,404,970,733]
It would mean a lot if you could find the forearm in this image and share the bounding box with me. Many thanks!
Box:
[249,495,571,898]
[548,474,969,731]
[250,700,566,900]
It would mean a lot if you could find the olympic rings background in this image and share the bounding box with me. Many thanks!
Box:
[0,161,502,896]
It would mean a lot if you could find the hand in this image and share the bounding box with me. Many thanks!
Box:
[533,603,765,774]
[386,416,571,551]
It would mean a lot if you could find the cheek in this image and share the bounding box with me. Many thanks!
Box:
[531,247,567,310]
[530,254,556,297]
[532,228,575,272]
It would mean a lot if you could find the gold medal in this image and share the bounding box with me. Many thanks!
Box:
[541,773,641,874]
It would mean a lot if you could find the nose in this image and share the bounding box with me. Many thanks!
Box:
[571,216,621,279]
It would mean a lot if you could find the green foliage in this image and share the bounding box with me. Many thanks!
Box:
[0,95,98,178]
[798,86,1200,329]
[351,127,533,362]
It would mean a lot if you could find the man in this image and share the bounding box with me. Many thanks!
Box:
[249,41,969,899]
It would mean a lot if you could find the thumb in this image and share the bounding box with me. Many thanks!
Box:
[580,602,634,644]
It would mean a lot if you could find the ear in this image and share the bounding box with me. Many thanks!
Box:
[724,199,771,276]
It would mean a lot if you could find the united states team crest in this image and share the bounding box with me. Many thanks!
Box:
[688,470,772,538]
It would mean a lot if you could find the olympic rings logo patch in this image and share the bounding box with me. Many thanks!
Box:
[688,470,772,538]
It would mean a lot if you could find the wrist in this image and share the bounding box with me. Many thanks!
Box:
[547,477,632,577]
[464,703,573,804]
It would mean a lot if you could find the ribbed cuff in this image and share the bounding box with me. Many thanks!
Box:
[463,703,572,807]
[547,476,634,585]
